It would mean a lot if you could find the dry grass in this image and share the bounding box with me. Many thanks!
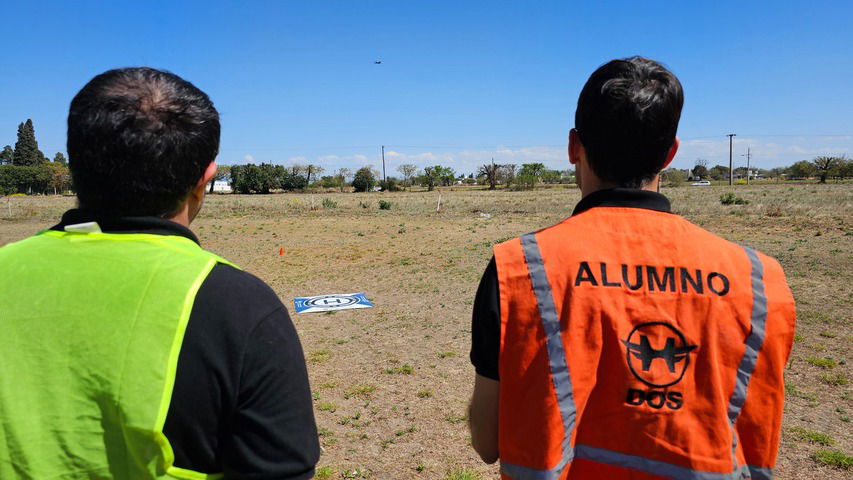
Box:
[2,182,851,479]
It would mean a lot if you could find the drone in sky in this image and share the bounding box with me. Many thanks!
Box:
[374,60,382,64]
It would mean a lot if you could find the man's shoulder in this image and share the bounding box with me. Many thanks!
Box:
[203,263,284,313]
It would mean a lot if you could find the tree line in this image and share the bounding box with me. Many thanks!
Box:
[661,155,852,185]
[0,119,71,195]
[224,161,574,194]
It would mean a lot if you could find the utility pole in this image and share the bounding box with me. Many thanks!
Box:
[726,134,736,185]
[381,145,386,182]
[741,147,752,185]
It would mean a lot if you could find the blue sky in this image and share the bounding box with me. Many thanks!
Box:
[1,1,851,175]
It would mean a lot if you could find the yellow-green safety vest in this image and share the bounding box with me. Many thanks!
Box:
[0,228,236,479]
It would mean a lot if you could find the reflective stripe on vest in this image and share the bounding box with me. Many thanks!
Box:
[500,233,578,480]
[726,247,769,470]
[0,229,234,479]
[501,234,772,480]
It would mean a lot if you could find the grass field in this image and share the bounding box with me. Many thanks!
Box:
[2,183,851,479]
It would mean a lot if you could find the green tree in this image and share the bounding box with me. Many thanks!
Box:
[229,165,243,192]
[439,166,456,186]
[46,162,71,194]
[787,160,815,179]
[512,174,537,190]
[0,165,51,194]
[830,156,852,180]
[279,166,308,190]
[540,169,562,184]
[0,145,13,165]
[230,163,278,193]
[709,165,729,181]
[53,152,67,165]
[812,156,839,184]
[519,163,545,180]
[419,165,443,191]
[692,159,709,180]
[208,164,231,193]
[660,168,685,187]
[351,166,377,192]
[13,119,47,166]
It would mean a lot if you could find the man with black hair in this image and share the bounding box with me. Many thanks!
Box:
[0,68,319,479]
[468,57,795,479]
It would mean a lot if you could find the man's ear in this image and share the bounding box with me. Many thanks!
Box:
[568,129,583,166]
[198,161,218,188]
[661,137,679,169]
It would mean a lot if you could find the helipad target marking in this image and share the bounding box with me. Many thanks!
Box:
[294,293,373,313]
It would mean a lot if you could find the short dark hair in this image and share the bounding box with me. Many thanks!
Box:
[575,57,683,188]
[67,67,220,216]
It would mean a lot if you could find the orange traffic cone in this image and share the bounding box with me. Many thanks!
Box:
[279,247,285,256]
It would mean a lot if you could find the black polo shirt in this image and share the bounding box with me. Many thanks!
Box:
[470,188,672,380]
[51,210,319,479]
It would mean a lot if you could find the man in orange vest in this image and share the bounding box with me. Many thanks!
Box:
[468,57,795,480]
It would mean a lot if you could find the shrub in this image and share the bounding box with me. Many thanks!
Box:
[379,177,401,192]
[379,200,392,210]
[720,192,749,205]
[322,198,337,209]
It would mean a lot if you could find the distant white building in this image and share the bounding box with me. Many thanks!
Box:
[212,180,232,192]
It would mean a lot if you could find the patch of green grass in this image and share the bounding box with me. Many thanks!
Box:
[341,467,370,478]
[438,351,456,359]
[417,389,433,398]
[315,466,335,479]
[804,356,837,369]
[344,384,377,399]
[309,349,332,363]
[318,402,337,413]
[416,462,426,472]
[819,331,838,338]
[445,413,467,424]
[812,449,853,470]
[789,426,834,446]
[445,468,482,480]
[820,372,850,386]
[384,363,414,375]
[785,383,818,401]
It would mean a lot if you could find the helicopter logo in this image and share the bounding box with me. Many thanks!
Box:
[621,322,697,388]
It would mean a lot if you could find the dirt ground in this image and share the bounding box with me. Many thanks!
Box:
[1,183,850,479]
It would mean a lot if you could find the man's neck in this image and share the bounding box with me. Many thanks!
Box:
[579,171,661,198]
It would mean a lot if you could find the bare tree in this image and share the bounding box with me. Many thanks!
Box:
[335,167,352,192]
[501,164,517,187]
[397,163,418,186]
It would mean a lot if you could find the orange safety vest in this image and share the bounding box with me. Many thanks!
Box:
[494,206,795,480]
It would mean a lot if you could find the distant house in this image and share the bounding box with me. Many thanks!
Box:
[213,180,232,192]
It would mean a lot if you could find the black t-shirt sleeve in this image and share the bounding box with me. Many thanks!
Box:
[470,257,501,381]
[164,264,319,479]
[220,308,319,480]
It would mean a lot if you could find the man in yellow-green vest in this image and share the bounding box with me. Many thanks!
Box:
[0,68,320,479]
